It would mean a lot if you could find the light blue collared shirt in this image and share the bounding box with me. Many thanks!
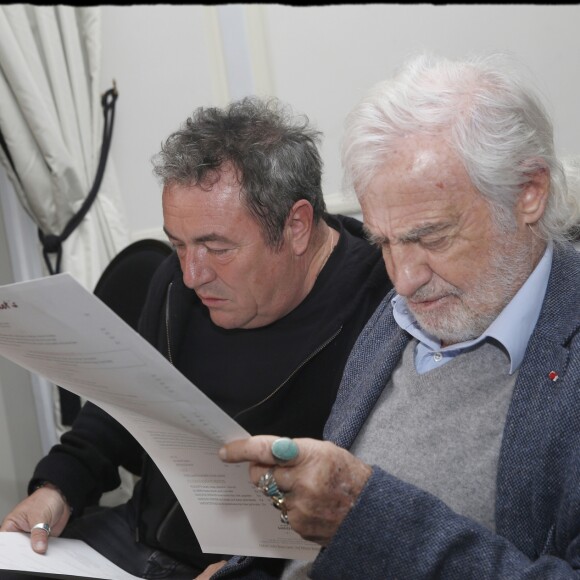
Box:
[392,243,553,374]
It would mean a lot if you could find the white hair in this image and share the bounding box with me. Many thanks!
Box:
[342,52,580,241]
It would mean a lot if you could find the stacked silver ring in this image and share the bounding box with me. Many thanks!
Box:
[258,468,280,498]
[258,468,288,524]
[256,439,300,525]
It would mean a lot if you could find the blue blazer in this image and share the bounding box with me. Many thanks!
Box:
[311,241,580,578]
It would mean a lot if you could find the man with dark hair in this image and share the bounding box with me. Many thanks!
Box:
[0,97,391,578]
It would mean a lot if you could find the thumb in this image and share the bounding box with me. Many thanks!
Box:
[30,522,52,554]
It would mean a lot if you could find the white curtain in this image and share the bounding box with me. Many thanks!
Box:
[0,4,129,291]
[0,6,136,505]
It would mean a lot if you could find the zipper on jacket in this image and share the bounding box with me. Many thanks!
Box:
[233,325,343,421]
[135,281,173,544]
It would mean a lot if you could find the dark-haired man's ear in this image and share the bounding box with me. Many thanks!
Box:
[286,200,314,256]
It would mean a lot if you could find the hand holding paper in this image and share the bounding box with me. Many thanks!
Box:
[1,484,71,554]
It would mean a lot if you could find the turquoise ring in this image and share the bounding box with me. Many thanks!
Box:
[258,468,280,498]
[271,437,299,462]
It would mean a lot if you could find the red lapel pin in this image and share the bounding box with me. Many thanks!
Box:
[548,371,559,382]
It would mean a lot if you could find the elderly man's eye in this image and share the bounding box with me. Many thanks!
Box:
[422,237,449,250]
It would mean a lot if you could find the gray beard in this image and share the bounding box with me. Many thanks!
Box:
[409,238,533,345]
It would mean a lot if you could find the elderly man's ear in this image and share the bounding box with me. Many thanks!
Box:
[517,166,550,227]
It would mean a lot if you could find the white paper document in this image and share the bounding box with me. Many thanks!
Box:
[0,273,319,575]
[0,532,141,579]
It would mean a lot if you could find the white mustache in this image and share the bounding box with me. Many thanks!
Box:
[408,280,462,303]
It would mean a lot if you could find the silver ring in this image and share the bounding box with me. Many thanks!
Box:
[257,468,288,518]
[258,468,280,498]
[31,522,51,536]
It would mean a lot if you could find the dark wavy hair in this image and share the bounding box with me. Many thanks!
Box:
[152,96,326,248]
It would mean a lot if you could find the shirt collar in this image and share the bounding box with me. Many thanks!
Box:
[392,242,553,373]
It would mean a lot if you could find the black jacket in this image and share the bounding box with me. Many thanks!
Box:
[31,214,391,571]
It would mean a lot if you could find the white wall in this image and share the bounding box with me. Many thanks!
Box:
[100,4,580,238]
[100,5,222,237]
[267,4,580,206]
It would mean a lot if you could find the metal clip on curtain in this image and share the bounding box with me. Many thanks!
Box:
[38,82,119,276]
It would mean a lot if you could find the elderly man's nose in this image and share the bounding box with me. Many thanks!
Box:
[385,245,432,297]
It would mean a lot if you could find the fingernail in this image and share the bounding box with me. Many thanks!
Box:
[218,447,226,460]
[33,539,47,552]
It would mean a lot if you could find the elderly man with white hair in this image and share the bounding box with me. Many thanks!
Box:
[217,53,580,579]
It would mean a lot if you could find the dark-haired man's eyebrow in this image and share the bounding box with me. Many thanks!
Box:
[163,226,235,245]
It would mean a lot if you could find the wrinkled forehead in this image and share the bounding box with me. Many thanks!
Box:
[365,133,476,197]
[360,136,485,240]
